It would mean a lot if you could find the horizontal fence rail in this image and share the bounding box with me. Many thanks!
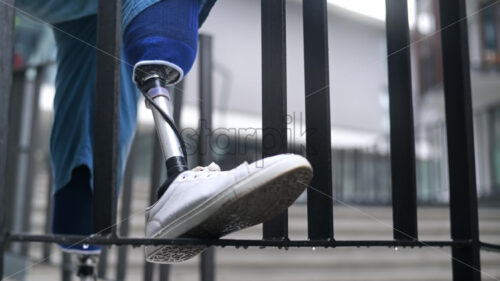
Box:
[6,234,473,248]
[481,242,500,253]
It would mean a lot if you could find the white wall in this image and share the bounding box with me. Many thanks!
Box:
[181,0,389,137]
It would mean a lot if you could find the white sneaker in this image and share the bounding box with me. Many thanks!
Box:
[144,154,313,263]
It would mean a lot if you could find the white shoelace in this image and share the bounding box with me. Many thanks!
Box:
[191,162,221,172]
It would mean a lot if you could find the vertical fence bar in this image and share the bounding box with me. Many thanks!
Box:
[438,1,481,280]
[38,67,53,262]
[156,84,185,281]
[5,71,25,256]
[173,82,184,126]
[488,108,497,191]
[199,33,215,281]
[302,0,333,240]
[97,247,108,279]
[198,36,213,165]
[93,0,121,235]
[159,265,170,281]
[385,0,418,240]
[61,252,72,281]
[261,0,289,240]
[9,69,35,255]
[144,261,155,281]
[200,249,215,281]
[42,164,53,262]
[116,139,137,281]
[145,132,177,279]
[0,1,16,277]
[353,150,361,202]
[338,149,345,201]
[19,67,43,256]
[144,136,163,281]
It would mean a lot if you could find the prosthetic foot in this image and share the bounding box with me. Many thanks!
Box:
[76,255,97,281]
[134,61,314,264]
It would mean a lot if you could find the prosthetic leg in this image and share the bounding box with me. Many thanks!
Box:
[76,255,97,281]
[123,0,199,198]
[134,62,188,198]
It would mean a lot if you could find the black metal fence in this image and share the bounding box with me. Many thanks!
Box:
[1,0,500,281]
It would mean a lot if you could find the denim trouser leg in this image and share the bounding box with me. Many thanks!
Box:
[123,0,199,74]
[51,15,139,237]
[15,0,217,31]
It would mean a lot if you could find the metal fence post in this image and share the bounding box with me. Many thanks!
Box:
[438,1,481,280]
[61,252,72,281]
[385,0,418,240]
[6,67,44,257]
[353,149,361,202]
[173,82,184,126]
[0,1,16,277]
[19,67,43,256]
[93,0,122,235]
[116,139,137,281]
[97,247,108,279]
[5,71,25,256]
[199,33,215,281]
[155,84,185,281]
[261,0,289,240]
[200,249,215,281]
[144,136,164,281]
[302,0,334,240]
[42,163,53,262]
[159,264,170,281]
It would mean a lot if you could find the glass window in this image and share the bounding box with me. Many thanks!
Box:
[480,1,500,69]
[484,8,497,51]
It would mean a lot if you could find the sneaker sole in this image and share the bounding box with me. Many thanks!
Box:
[146,156,313,263]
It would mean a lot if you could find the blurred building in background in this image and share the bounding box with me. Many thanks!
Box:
[6,0,500,280]
[412,0,500,202]
[11,0,500,204]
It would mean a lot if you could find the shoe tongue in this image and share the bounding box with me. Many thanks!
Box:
[192,162,221,172]
[207,162,221,171]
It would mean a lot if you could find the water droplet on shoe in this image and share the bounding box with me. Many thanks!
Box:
[83,244,89,249]
[394,246,399,251]
[312,247,316,251]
